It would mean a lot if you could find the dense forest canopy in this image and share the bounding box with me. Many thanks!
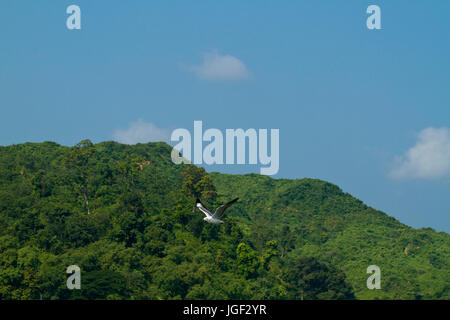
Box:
[0,141,448,299]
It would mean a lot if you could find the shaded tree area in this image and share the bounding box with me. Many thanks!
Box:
[283,257,354,300]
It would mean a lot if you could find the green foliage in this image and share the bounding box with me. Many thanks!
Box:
[210,172,450,300]
[236,243,260,279]
[0,141,448,300]
[283,256,355,300]
[181,166,217,202]
[71,270,127,300]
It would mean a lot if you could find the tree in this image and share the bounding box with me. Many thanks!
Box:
[114,156,147,192]
[70,270,127,300]
[181,166,217,202]
[262,240,278,269]
[279,226,295,259]
[64,140,95,214]
[236,243,259,279]
[251,219,273,255]
[283,256,355,300]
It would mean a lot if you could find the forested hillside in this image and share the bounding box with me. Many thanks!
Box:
[210,174,450,299]
[0,141,448,300]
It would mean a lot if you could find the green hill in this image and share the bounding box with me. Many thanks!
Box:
[210,173,450,299]
[0,141,448,300]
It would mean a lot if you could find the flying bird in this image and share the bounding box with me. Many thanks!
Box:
[195,198,239,224]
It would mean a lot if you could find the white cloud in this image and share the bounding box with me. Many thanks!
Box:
[112,119,169,144]
[390,127,450,180]
[190,50,250,80]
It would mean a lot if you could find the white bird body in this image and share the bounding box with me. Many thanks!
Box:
[204,216,224,224]
[196,198,239,224]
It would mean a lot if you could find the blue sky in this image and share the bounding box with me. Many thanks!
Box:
[0,1,449,231]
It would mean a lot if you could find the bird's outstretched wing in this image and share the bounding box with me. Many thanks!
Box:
[196,199,212,218]
[213,198,239,219]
